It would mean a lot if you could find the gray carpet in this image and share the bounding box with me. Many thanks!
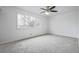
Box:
[0,35,78,53]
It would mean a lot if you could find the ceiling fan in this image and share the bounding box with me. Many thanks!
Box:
[40,6,58,15]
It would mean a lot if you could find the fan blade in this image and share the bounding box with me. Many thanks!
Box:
[40,11,45,14]
[50,10,58,12]
[50,6,56,10]
[46,6,50,9]
[40,8,47,10]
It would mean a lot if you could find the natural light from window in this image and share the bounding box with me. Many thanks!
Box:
[17,13,40,28]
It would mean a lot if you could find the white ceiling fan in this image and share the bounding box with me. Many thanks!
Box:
[40,6,58,15]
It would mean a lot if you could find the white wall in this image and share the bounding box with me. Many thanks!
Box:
[0,7,48,44]
[0,6,78,44]
[77,7,79,48]
[77,7,79,38]
[49,10,77,38]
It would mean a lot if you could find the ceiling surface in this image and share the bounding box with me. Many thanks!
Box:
[17,6,77,15]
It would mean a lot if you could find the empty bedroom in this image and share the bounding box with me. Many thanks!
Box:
[0,6,78,53]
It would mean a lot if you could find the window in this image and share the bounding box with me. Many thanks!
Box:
[17,13,40,28]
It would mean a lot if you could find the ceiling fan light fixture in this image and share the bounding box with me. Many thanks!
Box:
[45,11,50,15]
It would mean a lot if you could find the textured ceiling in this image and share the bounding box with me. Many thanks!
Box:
[17,6,77,15]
